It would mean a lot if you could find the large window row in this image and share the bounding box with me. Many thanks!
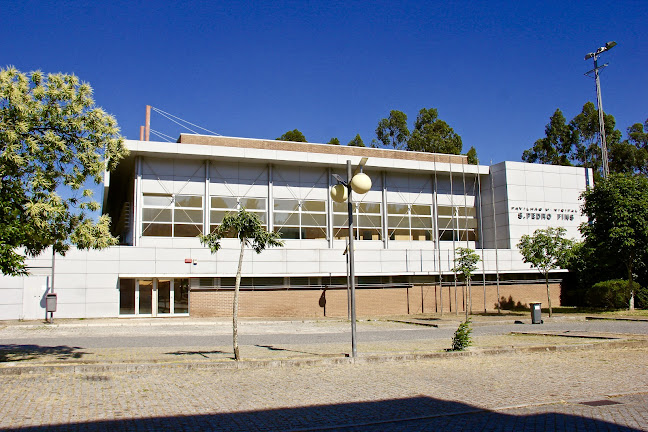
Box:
[142,194,477,242]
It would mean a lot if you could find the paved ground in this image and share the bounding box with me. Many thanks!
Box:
[0,314,646,431]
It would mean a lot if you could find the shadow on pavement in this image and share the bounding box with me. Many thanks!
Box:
[164,350,226,358]
[0,395,642,431]
[254,344,347,358]
[0,344,87,362]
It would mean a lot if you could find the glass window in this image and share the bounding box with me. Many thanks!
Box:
[274,198,327,240]
[387,202,433,241]
[138,280,153,314]
[333,201,381,240]
[142,194,203,238]
[119,279,135,315]
[174,279,189,313]
[210,196,266,234]
[437,205,478,242]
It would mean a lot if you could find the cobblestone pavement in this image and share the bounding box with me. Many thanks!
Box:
[0,346,646,431]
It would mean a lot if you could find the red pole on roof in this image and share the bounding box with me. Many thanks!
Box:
[139,126,144,141]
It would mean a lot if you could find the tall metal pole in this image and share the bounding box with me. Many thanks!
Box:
[346,160,357,358]
[594,56,609,178]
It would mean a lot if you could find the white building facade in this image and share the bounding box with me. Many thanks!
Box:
[0,135,592,320]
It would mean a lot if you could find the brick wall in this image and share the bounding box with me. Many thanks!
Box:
[189,283,561,318]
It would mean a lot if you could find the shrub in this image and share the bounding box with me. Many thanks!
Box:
[636,286,648,309]
[586,279,640,309]
[449,320,473,351]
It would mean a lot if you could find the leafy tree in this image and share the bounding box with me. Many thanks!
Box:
[347,134,365,147]
[465,146,478,165]
[522,103,623,176]
[408,107,463,155]
[0,67,128,276]
[580,174,648,310]
[609,119,648,175]
[200,209,284,360]
[327,137,340,145]
[517,227,574,317]
[522,109,575,166]
[375,110,409,150]
[570,101,622,173]
[276,129,307,142]
[452,247,480,320]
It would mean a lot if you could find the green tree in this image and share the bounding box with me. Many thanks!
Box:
[276,129,307,142]
[609,119,648,175]
[0,67,128,276]
[375,110,409,150]
[200,209,284,360]
[465,146,479,165]
[522,109,575,166]
[570,101,622,173]
[347,134,365,147]
[452,247,481,320]
[327,137,340,145]
[408,107,463,155]
[517,227,574,317]
[580,174,648,310]
[522,103,623,176]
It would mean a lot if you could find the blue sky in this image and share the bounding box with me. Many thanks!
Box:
[2,0,647,165]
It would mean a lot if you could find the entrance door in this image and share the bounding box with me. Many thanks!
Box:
[119,278,189,316]
[138,279,153,315]
[157,279,171,314]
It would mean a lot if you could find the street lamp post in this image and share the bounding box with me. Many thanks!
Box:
[331,158,371,359]
[585,41,617,179]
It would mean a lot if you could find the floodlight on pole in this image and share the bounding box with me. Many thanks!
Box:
[584,41,617,179]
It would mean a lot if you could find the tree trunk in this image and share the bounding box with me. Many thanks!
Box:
[233,238,245,361]
[628,264,635,311]
[545,272,552,317]
[465,279,469,322]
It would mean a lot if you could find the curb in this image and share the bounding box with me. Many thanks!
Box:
[2,339,646,376]
[586,316,648,322]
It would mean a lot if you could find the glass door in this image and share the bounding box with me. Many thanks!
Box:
[157,279,171,314]
[138,280,153,315]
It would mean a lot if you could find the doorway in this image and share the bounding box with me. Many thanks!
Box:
[119,278,189,317]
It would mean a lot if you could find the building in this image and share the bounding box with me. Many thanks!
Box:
[0,135,592,320]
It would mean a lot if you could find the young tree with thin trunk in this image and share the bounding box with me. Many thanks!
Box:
[200,209,283,360]
[517,227,574,317]
[453,247,480,321]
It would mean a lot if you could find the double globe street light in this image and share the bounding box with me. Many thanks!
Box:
[330,158,371,358]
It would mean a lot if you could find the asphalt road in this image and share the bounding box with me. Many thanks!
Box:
[1,318,646,349]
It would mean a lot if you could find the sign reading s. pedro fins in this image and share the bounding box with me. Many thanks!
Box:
[511,206,578,222]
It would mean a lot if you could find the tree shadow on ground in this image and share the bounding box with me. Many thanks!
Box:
[164,350,226,358]
[0,394,642,432]
[0,344,88,362]
[254,344,347,358]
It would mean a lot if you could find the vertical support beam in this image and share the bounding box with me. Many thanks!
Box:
[490,164,501,313]
[268,164,274,232]
[327,167,333,248]
[145,105,151,142]
[477,171,487,313]
[139,126,144,141]
[382,171,388,249]
[204,160,210,235]
[134,156,143,247]
[433,162,443,315]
